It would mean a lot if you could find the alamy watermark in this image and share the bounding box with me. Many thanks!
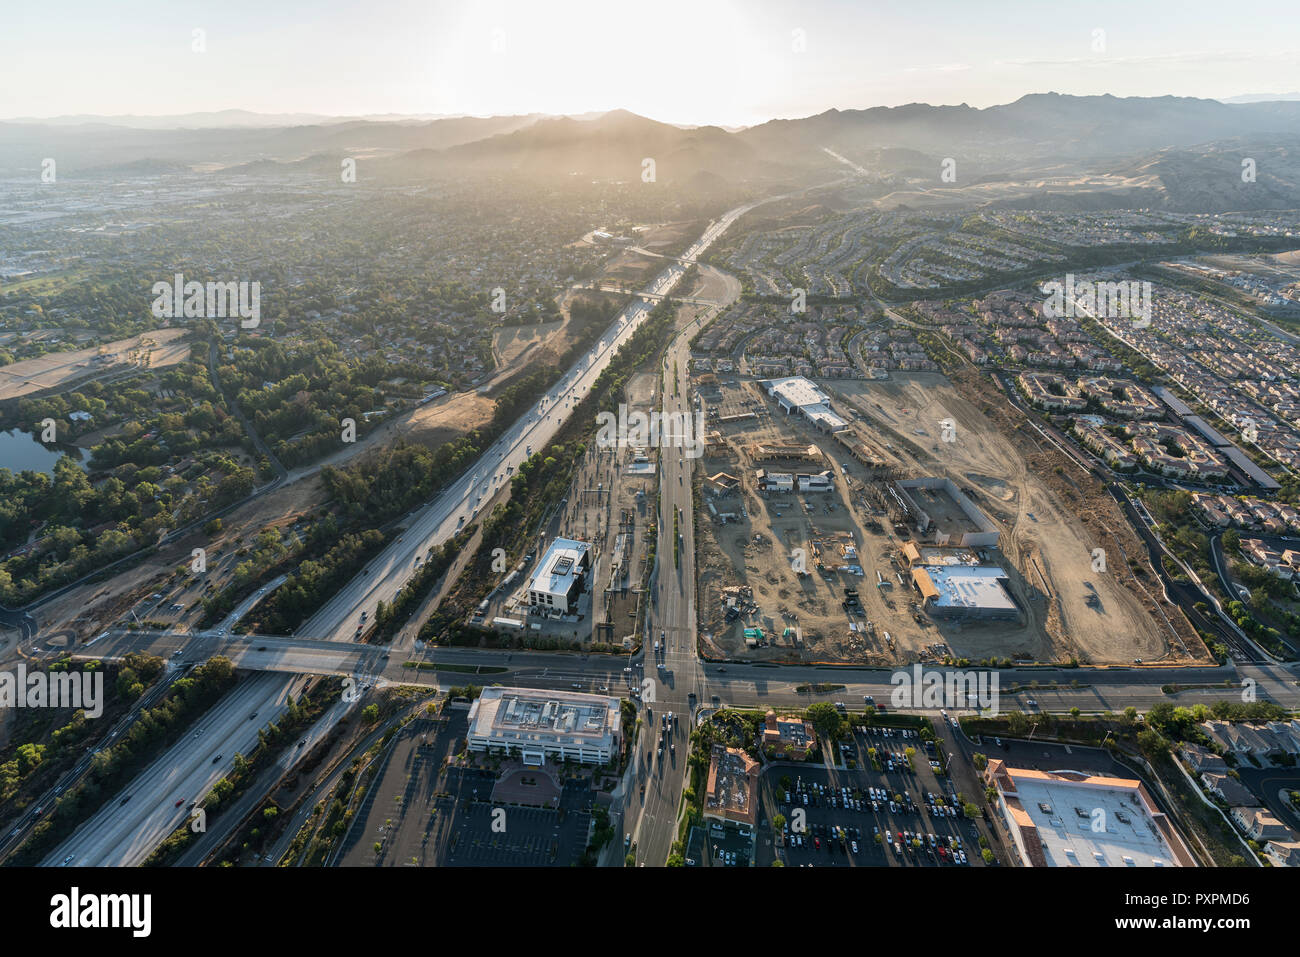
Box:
[595,404,706,459]
[1,664,103,718]
[889,664,999,714]
[50,887,150,937]
[151,273,260,328]
[1042,274,1152,328]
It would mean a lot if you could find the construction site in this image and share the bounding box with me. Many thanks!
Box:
[463,371,661,649]
[690,370,1207,666]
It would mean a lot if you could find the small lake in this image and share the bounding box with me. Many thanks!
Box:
[0,428,88,476]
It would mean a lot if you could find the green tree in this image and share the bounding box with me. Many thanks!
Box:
[806,702,846,742]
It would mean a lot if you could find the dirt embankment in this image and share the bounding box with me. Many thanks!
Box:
[944,365,1209,663]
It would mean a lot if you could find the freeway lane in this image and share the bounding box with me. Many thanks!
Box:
[174,692,356,866]
[0,664,182,861]
[43,672,307,867]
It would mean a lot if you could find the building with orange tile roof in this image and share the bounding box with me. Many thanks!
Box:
[983,760,1196,867]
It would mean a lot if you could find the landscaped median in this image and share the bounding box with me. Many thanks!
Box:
[400,661,506,675]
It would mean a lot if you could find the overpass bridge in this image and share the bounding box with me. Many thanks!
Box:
[64,627,1300,715]
[573,282,716,306]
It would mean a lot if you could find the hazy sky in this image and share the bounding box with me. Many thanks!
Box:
[4,0,1299,126]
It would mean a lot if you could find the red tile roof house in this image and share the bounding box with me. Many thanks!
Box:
[761,710,816,759]
[704,745,760,831]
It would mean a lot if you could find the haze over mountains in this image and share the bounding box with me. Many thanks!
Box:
[5,94,1300,211]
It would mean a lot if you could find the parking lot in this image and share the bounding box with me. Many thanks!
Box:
[433,774,593,867]
[340,713,596,867]
[759,725,989,867]
[690,821,754,867]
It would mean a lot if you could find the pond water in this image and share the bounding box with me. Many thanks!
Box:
[0,428,87,476]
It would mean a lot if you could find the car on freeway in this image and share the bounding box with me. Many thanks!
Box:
[212,754,223,763]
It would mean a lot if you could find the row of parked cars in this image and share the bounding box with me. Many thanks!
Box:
[925,790,961,819]
[878,825,968,863]
[862,725,924,773]
[782,821,865,855]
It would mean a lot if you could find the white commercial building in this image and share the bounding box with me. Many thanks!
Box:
[466,686,621,766]
[984,761,1196,867]
[911,564,1018,620]
[797,470,834,492]
[760,376,847,432]
[756,469,794,493]
[526,537,591,614]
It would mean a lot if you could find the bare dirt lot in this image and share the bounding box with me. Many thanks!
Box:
[693,370,1204,666]
[0,328,191,401]
[491,320,563,369]
[28,475,325,647]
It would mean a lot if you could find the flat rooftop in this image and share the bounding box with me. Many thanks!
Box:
[469,686,617,743]
[528,537,591,598]
[762,376,831,408]
[1007,771,1184,867]
[923,565,1016,612]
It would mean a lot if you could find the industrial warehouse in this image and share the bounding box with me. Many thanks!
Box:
[909,564,1018,620]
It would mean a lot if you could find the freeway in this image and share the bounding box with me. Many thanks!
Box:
[42,672,308,867]
[0,662,182,861]
[174,692,358,866]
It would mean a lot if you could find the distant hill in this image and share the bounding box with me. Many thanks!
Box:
[739,93,1300,166]
[7,97,1300,211]
[383,109,791,183]
[1220,93,1300,104]
[0,114,543,174]
[1113,141,1300,211]
[1,109,463,129]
